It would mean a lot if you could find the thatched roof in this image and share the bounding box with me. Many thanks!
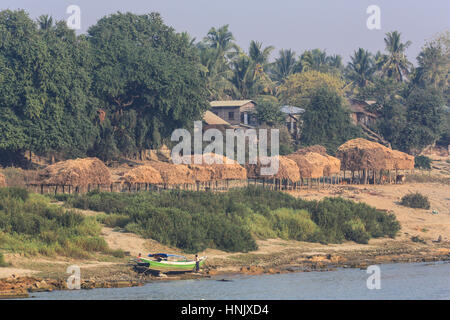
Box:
[148,161,195,185]
[0,172,6,187]
[38,158,111,186]
[286,153,326,178]
[336,138,395,171]
[121,165,163,185]
[246,156,300,182]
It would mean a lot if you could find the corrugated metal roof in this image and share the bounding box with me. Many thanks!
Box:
[210,100,255,107]
[281,106,305,114]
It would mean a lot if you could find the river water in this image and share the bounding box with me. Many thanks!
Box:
[27,261,449,300]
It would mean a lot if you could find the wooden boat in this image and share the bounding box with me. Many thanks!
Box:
[136,253,206,272]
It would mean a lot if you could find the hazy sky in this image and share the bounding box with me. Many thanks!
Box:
[2,0,449,63]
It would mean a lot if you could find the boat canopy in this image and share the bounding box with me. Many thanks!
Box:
[148,253,187,259]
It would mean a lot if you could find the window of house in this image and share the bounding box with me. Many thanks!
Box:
[228,111,234,120]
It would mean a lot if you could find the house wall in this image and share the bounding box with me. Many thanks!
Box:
[211,102,258,126]
[211,106,241,125]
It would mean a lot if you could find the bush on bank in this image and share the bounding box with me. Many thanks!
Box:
[63,187,401,253]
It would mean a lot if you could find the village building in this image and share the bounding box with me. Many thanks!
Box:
[281,105,305,138]
[209,100,258,127]
[348,98,378,127]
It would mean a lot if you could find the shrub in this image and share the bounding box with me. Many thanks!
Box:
[400,193,431,209]
[414,155,432,170]
[271,208,319,241]
[0,252,10,267]
[0,187,29,202]
[61,187,401,251]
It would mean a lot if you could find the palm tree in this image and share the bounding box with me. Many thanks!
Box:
[347,48,375,88]
[271,49,297,83]
[37,14,53,31]
[415,42,449,89]
[198,45,235,100]
[382,31,412,82]
[203,25,239,59]
[249,41,274,66]
[298,49,328,72]
[327,54,344,74]
[248,41,275,94]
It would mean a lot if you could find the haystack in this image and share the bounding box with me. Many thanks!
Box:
[187,164,215,182]
[0,172,6,187]
[38,157,111,186]
[336,138,394,171]
[294,145,327,156]
[207,154,247,180]
[179,153,247,180]
[286,153,325,178]
[390,150,415,170]
[322,155,341,176]
[294,146,341,176]
[121,165,163,185]
[246,156,300,182]
[148,161,195,185]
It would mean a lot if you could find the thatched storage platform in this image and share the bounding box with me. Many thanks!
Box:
[148,161,195,185]
[246,156,300,182]
[0,172,6,187]
[121,165,163,185]
[286,153,325,178]
[38,157,111,187]
[294,146,341,176]
[336,138,395,171]
[390,150,415,170]
[181,153,247,181]
[187,164,215,182]
[322,155,341,176]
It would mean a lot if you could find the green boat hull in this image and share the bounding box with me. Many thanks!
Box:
[139,257,206,271]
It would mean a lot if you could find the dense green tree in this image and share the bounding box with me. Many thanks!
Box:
[0,10,97,165]
[87,12,209,160]
[255,98,284,126]
[400,87,444,153]
[300,86,360,153]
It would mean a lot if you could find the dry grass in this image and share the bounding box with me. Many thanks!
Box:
[148,161,195,185]
[0,172,6,187]
[337,138,414,171]
[38,158,111,186]
[287,153,325,179]
[120,165,163,185]
[246,156,300,182]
